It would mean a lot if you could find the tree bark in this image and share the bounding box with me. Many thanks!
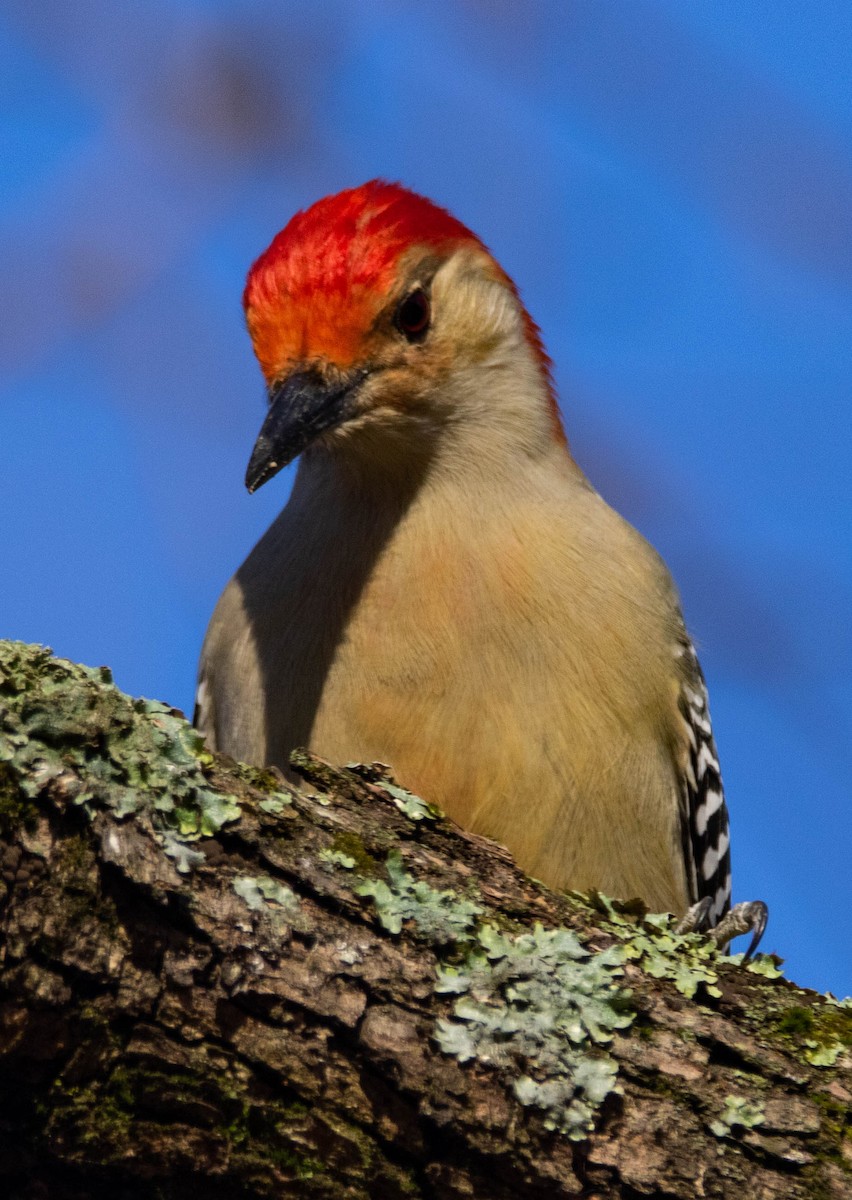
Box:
[0,641,850,1199]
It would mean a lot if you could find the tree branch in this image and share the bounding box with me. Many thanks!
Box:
[0,641,849,1198]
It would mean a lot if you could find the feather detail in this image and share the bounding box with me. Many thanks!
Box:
[676,635,732,923]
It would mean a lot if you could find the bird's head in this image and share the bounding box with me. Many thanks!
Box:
[242,180,564,492]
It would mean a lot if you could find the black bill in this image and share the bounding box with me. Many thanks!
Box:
[245,368,365,493]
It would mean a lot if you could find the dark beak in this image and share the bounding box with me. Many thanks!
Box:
[245,368,364,493]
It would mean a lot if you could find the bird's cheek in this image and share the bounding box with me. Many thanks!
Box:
[375,352,455,413]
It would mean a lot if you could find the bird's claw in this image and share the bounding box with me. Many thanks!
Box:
[676,896,714,935]
[677,898,768,961]
[710,900,769,960]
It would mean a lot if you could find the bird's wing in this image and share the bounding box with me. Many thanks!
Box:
[675,634,732,923]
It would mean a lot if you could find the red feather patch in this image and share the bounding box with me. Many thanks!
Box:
[243,180,562,442]
[245,180,476,313]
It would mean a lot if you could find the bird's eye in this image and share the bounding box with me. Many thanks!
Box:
[395,289,431,341]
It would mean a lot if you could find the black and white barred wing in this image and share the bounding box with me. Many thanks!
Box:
[676,636,732,925]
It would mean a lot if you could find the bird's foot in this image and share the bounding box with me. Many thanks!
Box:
[676,898,768,961]
[676,896,714,935]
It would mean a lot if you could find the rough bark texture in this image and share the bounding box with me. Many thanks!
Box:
[0,641,850,1199]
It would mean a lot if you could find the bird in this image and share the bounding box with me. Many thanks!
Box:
[196,180,765,952]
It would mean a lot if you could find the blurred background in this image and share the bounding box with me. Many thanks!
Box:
[1,1,850,994]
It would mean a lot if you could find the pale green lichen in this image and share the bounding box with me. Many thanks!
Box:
[319,848,357,869]
[804,996,852,1066]
[725,950,785,979]
[709,1094,766,1138]
[233,874,301,916]
[257,794,293,816]
[0,642,241,872]
[761,996,852,1070]
[160,833,206,874]
[579,896,724,999]
[803,1040,845,1067]
[344,761,442,821]
[227,764,297,821]
[434,923,632,1139]
[623,921,722,999]
[232,875,308,937]
[353,850,483,940]
[352,855,633,1140]
[380,782,442,822]
[576,892,786,998]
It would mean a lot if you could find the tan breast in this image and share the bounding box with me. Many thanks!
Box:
[229,469,692,914]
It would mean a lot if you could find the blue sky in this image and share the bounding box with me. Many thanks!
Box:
[1,1,849,994]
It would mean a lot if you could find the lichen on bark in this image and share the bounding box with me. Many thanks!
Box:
[0,639,244,863]
[0,641,850,1199]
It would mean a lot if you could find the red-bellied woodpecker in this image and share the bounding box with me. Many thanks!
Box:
[196,180,766,952]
